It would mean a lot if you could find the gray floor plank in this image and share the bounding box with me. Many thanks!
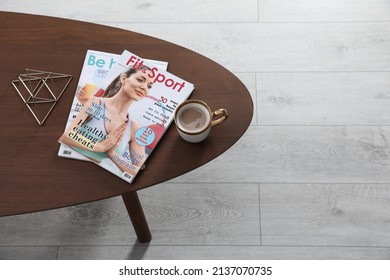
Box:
[259,0,390,22]
[0,197,136,246]
[141,183,260,245]
[173,126,390,183]
[257,72,390,125]
[0,247,58,260]
[261,183,390,246]
[57,245,390,260]
[0,0,259,23]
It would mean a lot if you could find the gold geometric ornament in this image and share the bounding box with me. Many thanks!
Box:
[12,69,72,125]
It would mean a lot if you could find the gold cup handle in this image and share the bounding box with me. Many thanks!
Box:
[211,108,228,127]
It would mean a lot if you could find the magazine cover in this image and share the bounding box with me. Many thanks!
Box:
[58,50,195,183]
[58,50,168,160]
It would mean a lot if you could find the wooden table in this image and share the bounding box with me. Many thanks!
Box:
[0,12,253,243]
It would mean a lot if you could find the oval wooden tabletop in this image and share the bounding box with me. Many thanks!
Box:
[0,12,253,216]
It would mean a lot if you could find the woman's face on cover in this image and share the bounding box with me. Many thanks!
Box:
[121,69,153,101]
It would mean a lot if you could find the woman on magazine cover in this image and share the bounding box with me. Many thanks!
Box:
[59,65,153,176]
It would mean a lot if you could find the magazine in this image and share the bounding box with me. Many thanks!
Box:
[58,50,195,183]
[58,50,168,160]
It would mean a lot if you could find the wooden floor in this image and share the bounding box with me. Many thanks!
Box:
[1,0,390,260]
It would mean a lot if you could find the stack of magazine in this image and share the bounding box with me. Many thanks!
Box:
[58,50,194,183]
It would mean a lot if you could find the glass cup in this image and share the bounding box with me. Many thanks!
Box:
[82,83,97,99]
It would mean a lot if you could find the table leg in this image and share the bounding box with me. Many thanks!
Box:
[121,191,152,243]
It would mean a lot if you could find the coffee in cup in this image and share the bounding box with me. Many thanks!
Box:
[174,99,228,143]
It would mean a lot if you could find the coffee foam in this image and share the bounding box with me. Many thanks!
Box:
[177,103,210,132]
